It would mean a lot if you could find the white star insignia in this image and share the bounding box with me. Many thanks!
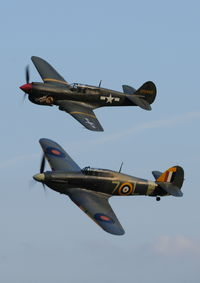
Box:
[100,94,120,103]
[106,94,114,103]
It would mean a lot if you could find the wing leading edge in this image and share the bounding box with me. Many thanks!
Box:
[67,188,125,235]
[57,100,104,131]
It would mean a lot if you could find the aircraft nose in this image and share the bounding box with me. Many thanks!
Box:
[33,173,45,182]
[19,83,32,93]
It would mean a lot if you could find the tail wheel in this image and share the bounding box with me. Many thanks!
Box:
[156,196,161,201]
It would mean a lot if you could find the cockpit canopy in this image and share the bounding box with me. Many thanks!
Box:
[70,83,99,91]
[81,167,114,177]
[72,83,98,89]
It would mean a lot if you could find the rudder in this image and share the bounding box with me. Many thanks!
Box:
[156,166,184,189]
[134,81,157,105]
[123,81,157,110]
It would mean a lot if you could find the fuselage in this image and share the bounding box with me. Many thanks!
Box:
[41,167,168,198]
[21,82,135,108]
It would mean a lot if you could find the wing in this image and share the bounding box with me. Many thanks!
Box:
[57,100,104,131]
[31,56,69,86]
[39,138,81,172]
[67,188,125,235]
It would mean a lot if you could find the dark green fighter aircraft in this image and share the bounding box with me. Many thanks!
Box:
[20,56,157,131]
[33,138,184,235]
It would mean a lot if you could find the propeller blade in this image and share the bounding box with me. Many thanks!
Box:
[30,178,47,196]
[20,65,30,102]
[42,182,48,196]
[25,65,30,84]
[40,154,46,173]
[23,93,27,102]
[29,179,36,189]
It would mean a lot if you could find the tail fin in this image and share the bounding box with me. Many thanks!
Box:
[153,166,184,197]
[122,81,156,111]
[156,166,184,188]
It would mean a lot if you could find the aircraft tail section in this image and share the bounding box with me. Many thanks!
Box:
[123,81,156,111]
[153,166,184,197]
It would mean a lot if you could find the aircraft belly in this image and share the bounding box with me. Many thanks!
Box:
[149,186,168,197]
[133,183,148,195]
[56,93,101,107]
[45,182,69,194]
[84,179,112,194]
[66,176,115,195]
[122,97,137,106]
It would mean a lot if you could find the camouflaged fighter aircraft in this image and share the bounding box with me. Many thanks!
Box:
[20,56,157,131]
[33,138,184,235]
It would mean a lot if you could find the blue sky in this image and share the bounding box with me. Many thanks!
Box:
[1,0,200,282]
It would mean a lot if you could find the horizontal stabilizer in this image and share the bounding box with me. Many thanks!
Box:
[152,170,162,179]
[123,81,156,110]
[155,165,184,197]
[126,95,151,110]
[122,85,136,94]
[157,182,183,197]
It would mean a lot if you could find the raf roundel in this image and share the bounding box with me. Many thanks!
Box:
[51,149,61,155]
[94,213,114,224]
[46,147,66,158]
[118,183,133,195]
